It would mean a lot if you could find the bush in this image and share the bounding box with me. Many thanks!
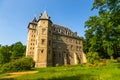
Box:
[86,63,93,67]
[0,57,35,72]
[87,52,100,64]
[86,62,106,67]
[117,57,120,63]
[98,62,106,67]
[55,63,59,67]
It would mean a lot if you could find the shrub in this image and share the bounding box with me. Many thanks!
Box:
[1,57,35,72]
[86,62,106,67]
[98,62,106,67]
[55,63,59,67]
[117,57,120,63]
[87,52,100,64]
[86,63,93,67]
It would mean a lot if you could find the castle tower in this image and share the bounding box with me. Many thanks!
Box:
[34,10,53,67]
[26,17,37,59]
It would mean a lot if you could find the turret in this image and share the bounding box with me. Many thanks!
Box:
[26,17,37,59]
[34,10,53,67]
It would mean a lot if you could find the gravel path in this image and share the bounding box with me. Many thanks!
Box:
[0,71,38,79]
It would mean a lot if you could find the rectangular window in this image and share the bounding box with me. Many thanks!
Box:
[53,53,56,57]
[54,28,56,31]
[67,45,69,50]
[41,49,44,53]
[59,29,61,32]
[79,41,81,44]
[58,36,61,40]
[53,44,56,48]
[79,46,82,51]
[71,45,73,50]
[76,40,78,44]
[42,29,46,35]
[59,53,61,57]
[76,46,79,51]
[41,39,45,45]
[53,35,56,40]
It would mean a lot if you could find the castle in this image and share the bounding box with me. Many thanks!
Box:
[26,10,86,68]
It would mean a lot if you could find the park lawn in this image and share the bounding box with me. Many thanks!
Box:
[1,61,120,80]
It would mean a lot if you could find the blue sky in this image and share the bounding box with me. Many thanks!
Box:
[0,0,98,45]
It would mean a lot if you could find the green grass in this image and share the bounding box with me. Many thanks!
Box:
[0,73,10,78]
[1,61,120,80]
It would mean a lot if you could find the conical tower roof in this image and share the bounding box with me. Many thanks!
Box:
[32,16,37,22]
[40,10,50,19]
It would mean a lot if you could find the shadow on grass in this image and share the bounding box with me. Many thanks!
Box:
[49,75,100,80]
[0,74,100,80]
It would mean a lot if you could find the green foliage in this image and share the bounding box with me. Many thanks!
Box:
[117,57,120,63]
[11,42,26,59]
[87,52,100,64]
[0,42,26,65]
[92,0,120,12]
[0,57,35,72]
[84,0,120,59]
[55,63,60,67]
[0,46,11,64]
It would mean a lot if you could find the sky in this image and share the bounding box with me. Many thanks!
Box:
[0,0,98,45]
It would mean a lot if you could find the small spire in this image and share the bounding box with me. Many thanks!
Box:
[44,7,47,13]
[32,15,37,22]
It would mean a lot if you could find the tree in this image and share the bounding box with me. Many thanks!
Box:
[84,0,120,59]
[87,52,100,64]
[11,42,26,60]
[94,0,120,58]
[0,46,11,64]
[92,0,120,12]
[0,42,26,65]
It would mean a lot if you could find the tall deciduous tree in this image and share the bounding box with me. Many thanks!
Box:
[84,0,120,59]
[0,46,11,64]
[11,42,26,59]
[0,42,26,65]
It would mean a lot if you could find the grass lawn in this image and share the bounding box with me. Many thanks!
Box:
[0,60,120,80]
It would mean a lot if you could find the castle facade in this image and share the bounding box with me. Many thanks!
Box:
[26,10,86,68]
